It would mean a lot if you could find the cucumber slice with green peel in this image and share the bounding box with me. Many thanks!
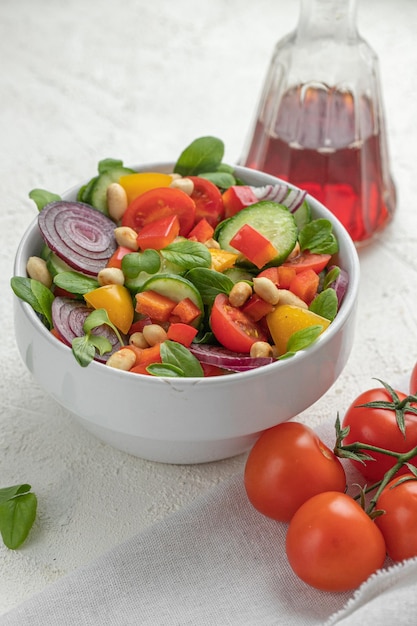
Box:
[223,267,255,283]
[215,201,298,267]
[88,166,135,214]
[292,200,312,231]
[46,252,73,277]
[139,274,204,327]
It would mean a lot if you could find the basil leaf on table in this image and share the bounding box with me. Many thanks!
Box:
[0,484,37,550]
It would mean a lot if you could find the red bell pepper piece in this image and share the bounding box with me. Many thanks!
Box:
[135,290,177,322]
[106,246,133,269]
[167,322,198,347]
[136,214,180,250]
[230,223,278,269]
[289,269,320,304]
[169,298,201,325]
[187,218,215,243]
[222,185,258,218]
[241,294,274,322]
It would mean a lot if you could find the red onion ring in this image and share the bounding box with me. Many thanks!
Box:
[38,201,117,276]
[251,184,307,213]
[189,344,274,372]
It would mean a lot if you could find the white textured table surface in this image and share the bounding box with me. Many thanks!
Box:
[1,0,417,616]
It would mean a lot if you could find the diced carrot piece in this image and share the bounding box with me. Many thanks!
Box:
[167,322,198,347]
[289,269,320,304]
[135,290,177,322]
[128,344,162,373]
[188,218,214,243]
[169,298,201,325]
[277,266,297,289]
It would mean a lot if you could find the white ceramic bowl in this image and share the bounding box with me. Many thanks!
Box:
[13,164,360,464]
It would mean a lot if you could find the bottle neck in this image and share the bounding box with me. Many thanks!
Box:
[296,0,358,41]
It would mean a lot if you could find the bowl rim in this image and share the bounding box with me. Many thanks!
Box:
[13,162,360,386]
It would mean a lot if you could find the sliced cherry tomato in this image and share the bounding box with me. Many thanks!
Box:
[188,176,224,227]
[282,252,332,274]
[411,361,417,394]
[244,422,346,522]
[286,492,386,591]
[84,284,134,334]
[375,474,417,562]
[342,386,417,482]
[122,187,196,236]
[210,293,266,354]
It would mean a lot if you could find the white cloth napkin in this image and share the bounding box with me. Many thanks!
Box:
[1,421,417,626]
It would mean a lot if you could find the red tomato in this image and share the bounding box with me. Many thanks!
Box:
[136,214,180,250]
[411,362,417,394]
[375,474,417,562]
[286,492,386,591]
[188,176,224,227]
[244,422,346,522]
[210,293,267,354]
[121,187,196,236]
[342,387,417,482]
[282,252,332,274]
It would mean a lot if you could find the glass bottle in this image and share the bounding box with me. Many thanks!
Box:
[241,0,396,244]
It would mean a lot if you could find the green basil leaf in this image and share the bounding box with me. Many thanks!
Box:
[88,334,113,356]
[83,309,124,346]
[160,340,204,377]
[72,335,96,367]
[0,492,37,549]
[199,171,236,189]
[146,362,185,377]
[299,219,339,254]
[29,189,61,211]
[285,325,323,353]
[323,266,340,289]
[53,271,99,295]
[0,484,31,505]
[122,250,161,279]
[11,276,40,309]
[186,268,234,305]
[174,136,224,176]
[30,279,54,328]
[98,158,124,174]
[309,288,338,321]
[161,240,211,270]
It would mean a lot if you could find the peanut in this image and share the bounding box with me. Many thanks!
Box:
[229,281,252,307]
[26,256,53,288]
[97,267,125,286]
[287,241,301,260]
[106,348,136,371]
[204,238,220,249]
[129,331,149,349]
[169,177,194,196]
[114,226,139,251]
[276,289,308,309]
[142,324,168,346]
[250,341,273,358]
[253,277,280,305]
[107,182,128,222]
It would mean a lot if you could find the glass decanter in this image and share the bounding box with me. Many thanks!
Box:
[241,0,396,244]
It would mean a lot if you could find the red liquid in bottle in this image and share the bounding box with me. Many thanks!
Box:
[243,86,396,243]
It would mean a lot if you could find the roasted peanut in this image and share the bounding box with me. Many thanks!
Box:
[287,241,301,260]
[26,256,53,288]
[114,226,139,251]
[250,341,273,358]
[204,238,220,249]
[107,182,128,221]
[276,289,308,309]
[229,281,252,307]
[169,176,194,196]
[97,267,125,286]
[106,348,136,371]
[142,324,168,346]
[253,277,280,305]
[129,331,149,349]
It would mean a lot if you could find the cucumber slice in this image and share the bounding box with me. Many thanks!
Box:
[140,274,204,327]
[46,252,73,277]
[88,166,135,214]
[215,201,298,267]
[292,200,312,230]
[223,267,255,283]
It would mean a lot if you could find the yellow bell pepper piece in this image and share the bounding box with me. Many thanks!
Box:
[267,304,330,356]
[209,248,239,272]
[84,284,134,334]
[119,172,173,204]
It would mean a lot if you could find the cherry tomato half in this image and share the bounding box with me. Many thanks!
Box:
[188,176,224,227]
[209,293,267,354]
[342,387,417,482]
[244,422,346,521]
[286,492,386,591]
[282,252,332,274]
[375,474,417,562]
[121,187,196,236]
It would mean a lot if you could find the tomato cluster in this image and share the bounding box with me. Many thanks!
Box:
[244,366,417,592]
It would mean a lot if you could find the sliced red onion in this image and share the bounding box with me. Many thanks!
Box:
[250,184,307,213]
[328,266,349,306]
[38,201,117,276]
[189,344,273,372]
[51,297,124,361]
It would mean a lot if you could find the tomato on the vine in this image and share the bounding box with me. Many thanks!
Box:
[210,293,267,354]
[375,474,417,562]
[244,422,346,522]
[341,385,417,482]
[286,491,386,592]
